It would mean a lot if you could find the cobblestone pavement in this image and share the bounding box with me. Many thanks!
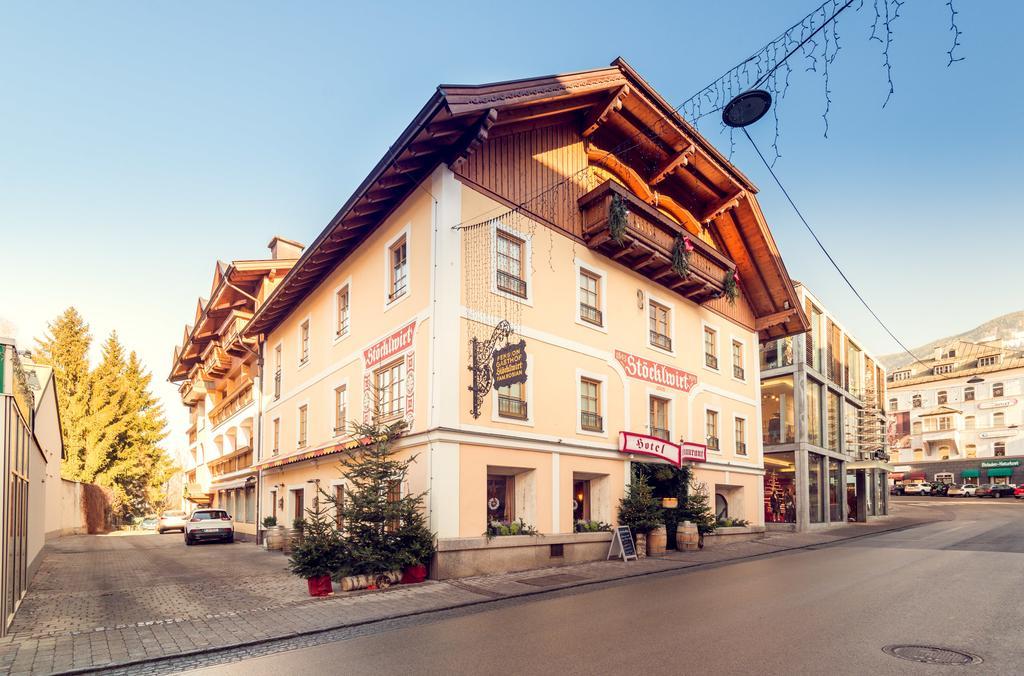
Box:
[1,504,943,675]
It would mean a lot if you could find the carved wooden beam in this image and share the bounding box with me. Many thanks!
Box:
[448,108,498,171]
[582,85,631,138]
[700,190,746,224]
[755,308,798,331]
[650,144,695,186]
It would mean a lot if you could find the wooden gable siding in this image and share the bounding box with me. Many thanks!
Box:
[456,121,589,237]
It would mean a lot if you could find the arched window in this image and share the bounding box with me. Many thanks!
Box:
[913,448,924,461]
[888,397,898,411]
[993,383,1004,398]
[994,412,1005,427]
[938,445,950,460]
[912,394,922,408]
[937,390,948,404]
[964,386,975,401]
[715,493,728,520]
[994,442,1006,457]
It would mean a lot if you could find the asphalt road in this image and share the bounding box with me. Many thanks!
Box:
[187,498,1024,675]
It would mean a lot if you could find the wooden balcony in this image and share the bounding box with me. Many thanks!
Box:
[179,378,209,405]
[201,341,231,378]
[579,180,735,304]
[209,382,254,428]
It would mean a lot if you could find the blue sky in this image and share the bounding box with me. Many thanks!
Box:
[2,1,1020,442]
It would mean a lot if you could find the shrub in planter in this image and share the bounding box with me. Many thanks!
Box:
[574,519,612,533]
[679,478,717,538]
[715,517,750,528]
[484,518,540,539]
[288,501,343,597]
[262,516,278,528]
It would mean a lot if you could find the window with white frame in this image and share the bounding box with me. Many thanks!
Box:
[389,236,408,301]
[272,418,280,455]
[978,355,998,367]
[334,385,347,435]
[731,340,744,380]
[374,359,405,421]
[496,230,527,298]
[704,327,718,369]
[994,442,1006,457]
[891,371,910,381]
[497,381,527,420]
[649,302,671,351]
[992,382,1004,398]
[299,320,310,365]
[964,416,975,430]
[912,394,922,408]
[297,405,308,448]
[993,412,1005,427]
[933,364,954,375]
[889,397,898,411]
[964,386,975,401]
[706,409,720,451]
[273,344,282,399]
[735,417,747,455]
[649,396,670,440]
[580,378,603,432]
[336,285,350,337]
[578,268,603,326]
[937,390,947,404]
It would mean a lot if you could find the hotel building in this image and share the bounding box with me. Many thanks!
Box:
[887,340,1024,486]
[175,59,808,576]
[759,284,890,530]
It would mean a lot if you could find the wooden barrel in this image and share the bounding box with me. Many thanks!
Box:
[265,527,284,551]
[677,521,699,551]
[647,525,667,557]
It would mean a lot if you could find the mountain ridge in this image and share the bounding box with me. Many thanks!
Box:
[880,310,1024,370]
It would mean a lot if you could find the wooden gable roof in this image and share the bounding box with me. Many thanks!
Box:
[246,58,807,339]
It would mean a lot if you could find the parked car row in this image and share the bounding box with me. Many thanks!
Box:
[892,482,1023,499]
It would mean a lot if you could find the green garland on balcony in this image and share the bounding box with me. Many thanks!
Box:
[723,269,739,305]
[608,194,628,245]
[672,236,693,278]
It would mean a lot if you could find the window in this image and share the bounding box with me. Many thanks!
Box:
[735,417,747,455]
[993,383,1004,398]
[270,489,277,521]
[496,231,526,298]
[292,489,305,522]
[807,303,822,371]
[913,448,923,461]
[993,412,1005,427]
[649,302,671,351]
[964,416,975,429]
[891,370,910,381]
[333,485,345,529]
[806,381,822,446]
[385,480,401,533]
[912,421,922,434]
[704,327,718,369]
[933,364,954,375]
[298,319,310,365]
[938,445,950,461]
[827,392,840,451]
[759,337,794,370]
[334,385,347,435]
[578,269,602,326]
[336,285,350,337]
[297,405,308,448]
[374,359,405,421]
[389,236,408,301]
[964,386,974,401]
[649,396,670,440]
[273,345,282,399]
[912,394,922,408]
[732,340,744,380]
[706,409,719,451]
[978,355,998,367]
[573,480,591,522]
[497,381,527,420]
[966,444,977,458]
[580,378,603,432]
[272,418,280,455]
[994,442,1006,457]
[762,376,795,445]
[938,416,952,431]
[937,390,947,405]
[486,475,514,523]
[889,397,898,412]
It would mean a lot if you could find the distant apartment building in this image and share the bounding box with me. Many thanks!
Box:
[887,340,1024,486]
[759,284,890,531]
[169,240,300,540]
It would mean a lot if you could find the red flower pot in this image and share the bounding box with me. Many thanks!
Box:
[401,564,428,584]
[306,574,333,597]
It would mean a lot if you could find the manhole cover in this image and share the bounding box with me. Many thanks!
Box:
[517,573,586,587]
[883,645,981,665]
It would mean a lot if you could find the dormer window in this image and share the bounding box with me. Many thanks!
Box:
[892,371,910,381]
[933,364,954,375]
[978,355,999,367]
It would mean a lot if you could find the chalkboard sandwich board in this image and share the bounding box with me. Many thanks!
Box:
[608,525,638,562]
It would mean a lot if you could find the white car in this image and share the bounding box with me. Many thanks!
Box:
[902,482,932,496]
[184,509,234,545]
[157,510,187,534]
[960,483,979,497]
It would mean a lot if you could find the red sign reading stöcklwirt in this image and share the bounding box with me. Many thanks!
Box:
[614,350,697,392]
[364,321,416,368]
[362,321,417,425]
[618,432,707,468]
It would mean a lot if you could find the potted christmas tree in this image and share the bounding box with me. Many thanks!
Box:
[679,478,717,548]
[617,469,663,558]
[287,497,343,596]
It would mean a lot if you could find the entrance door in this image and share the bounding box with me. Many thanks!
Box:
[293,489,304,523]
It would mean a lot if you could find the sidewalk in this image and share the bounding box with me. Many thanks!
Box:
[0,507,940,675]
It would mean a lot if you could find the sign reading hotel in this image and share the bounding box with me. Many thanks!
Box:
[614,350,697,392]
[619,432,707,468]
[364,321,416,368]
[492,340,528,389]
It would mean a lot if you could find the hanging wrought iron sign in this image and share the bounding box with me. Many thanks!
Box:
[492,340,527,390]
[468,320,513,418]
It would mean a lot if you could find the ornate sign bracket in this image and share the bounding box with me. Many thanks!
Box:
[468,320,513,418]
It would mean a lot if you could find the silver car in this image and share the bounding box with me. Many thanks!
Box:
[157,510,187,534]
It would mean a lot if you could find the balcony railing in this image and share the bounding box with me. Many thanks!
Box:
[581,411,603,432]
[578,179,735,305]
[706,436,720,451]
[274,371,281,400]
[498,395,528,420]
[209,383,254,428]
[580,303,603,326]
[650,426,670,441]
[733,365,744,380]
[336,317,350,337]
[736,441,747,454]
[705,353,718,369]
[496,270,527,298]
[650,331,672,351]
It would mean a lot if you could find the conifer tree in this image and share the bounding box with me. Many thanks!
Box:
[32,307,92,479]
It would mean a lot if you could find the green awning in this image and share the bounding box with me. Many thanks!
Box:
[987,467,1014,477]
[961,469,980,478]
